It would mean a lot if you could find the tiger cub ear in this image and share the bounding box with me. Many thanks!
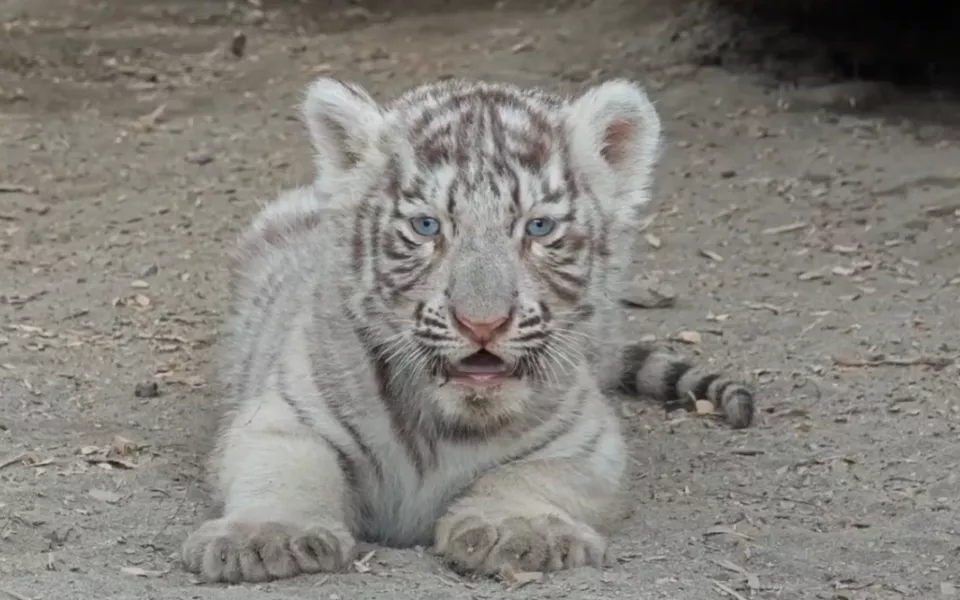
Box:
[563,79,662,220]
[301,78,385,181]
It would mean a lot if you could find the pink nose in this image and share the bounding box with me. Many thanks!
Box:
[453,312,511,344]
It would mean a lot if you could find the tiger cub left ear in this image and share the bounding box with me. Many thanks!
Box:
[564,79,662,217]
[301,78,385,185]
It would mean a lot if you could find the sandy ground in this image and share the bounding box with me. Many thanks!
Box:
[2,1,959,598]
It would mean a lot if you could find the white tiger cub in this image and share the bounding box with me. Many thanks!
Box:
[182,77,755,583]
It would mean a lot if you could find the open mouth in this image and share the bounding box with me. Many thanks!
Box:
[446,349,519,387]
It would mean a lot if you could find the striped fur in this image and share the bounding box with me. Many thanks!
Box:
[181,78,756,584]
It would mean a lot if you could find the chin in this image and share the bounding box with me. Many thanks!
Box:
[429,363,534,439]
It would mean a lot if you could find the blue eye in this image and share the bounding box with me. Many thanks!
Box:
[524,218,556,238]
[410,216,441,237]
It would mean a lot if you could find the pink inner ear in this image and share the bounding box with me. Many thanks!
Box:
[600,118,636,167]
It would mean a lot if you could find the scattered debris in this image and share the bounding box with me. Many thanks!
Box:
[499,566,543,590]
[0,453,27,471]
[186,150,214,165]
[1,588,34,600]
[88,488,122,504]
[711,558,761,592]
[745,302,783,315]
[731,447,765,456]
[699,249,724,262]
[134,381,160,398]
[695,399,716,415]
[833,355,953,369]
[120,566,167,578]
[352,550,376,574]
[621,276,677,309]
[0,184,37,194]
[703,526,753,541]
[675,330,702,345]
[762,222,807,235]
[230,31,248,58]
[712,579,749,600]
[797,269,826,281]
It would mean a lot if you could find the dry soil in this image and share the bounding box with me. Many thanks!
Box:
[1,1,959,599]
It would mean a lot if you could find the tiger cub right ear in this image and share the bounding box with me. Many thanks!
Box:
[301,78,385,181]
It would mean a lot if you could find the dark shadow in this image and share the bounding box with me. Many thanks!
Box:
[706,0,960,89]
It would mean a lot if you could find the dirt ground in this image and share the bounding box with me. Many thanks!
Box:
[2,0,959,598]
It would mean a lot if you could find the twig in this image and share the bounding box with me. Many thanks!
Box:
[0,453,27,471]
[724,488,819,507]
[762,222,807,235]
[2,588,34,600]
[712,580,749,600]
[833,355,953,368]
[0,183,37,194]
[916,275,958,303]
[146,475,194,549]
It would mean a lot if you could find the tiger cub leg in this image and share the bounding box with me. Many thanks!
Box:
[182,391,356,583]
[611,342,756,428]
[434,410,625,576]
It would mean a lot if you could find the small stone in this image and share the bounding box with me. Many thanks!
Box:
[186,150,214,166]
[695,400,715,415]
[621,276,676,309]
[130,279,150,289]
[230,31,247,58]
[676,330,702,344]
[134,381,160,398]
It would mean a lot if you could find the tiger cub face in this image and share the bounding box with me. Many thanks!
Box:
[303,78,661,433]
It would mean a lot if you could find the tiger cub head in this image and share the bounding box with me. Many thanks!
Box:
[302,77,661,431]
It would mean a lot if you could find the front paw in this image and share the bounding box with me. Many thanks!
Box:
[182,517,355,583]
[434,512,606,576]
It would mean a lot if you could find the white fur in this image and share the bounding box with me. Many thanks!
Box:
[182,78,674,584]
[301,78,387,201]
[564,79,662,225]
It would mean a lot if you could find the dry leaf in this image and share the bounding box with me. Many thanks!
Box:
[500,565,544,590]
[798,269,825,281]
[831,265,855,276]
[699,249,724,262]
[120,566,166,578]
[762,222,806,235]
[89,488,121,504]
[86,456,138,469]
[110,436,139,457]
[832,244,858,254]
[622,276,677,309]
[676,330,702,344]
[695,399,715,415]
[352,550,376,574]
[703,526,753,540]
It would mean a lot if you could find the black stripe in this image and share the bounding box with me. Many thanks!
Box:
[662,361,692,401]
[692,373,721,402]
[514,330,548,343]
[276,363,314,427]
[617,343,653,394]
[713,380,733,403]
[354,324,428,477]
[235,268,290,404]
[518,315,542,328]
